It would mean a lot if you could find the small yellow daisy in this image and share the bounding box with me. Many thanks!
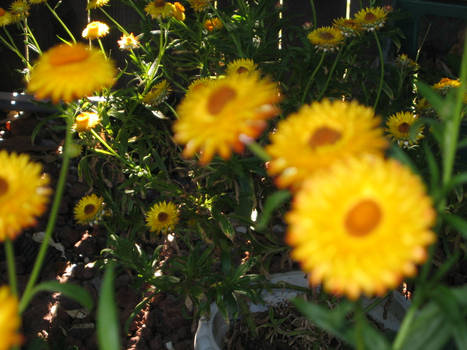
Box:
[117,33,140,50]
[226,58,258,76]
[0,8,16,26]
[174,72,281,164]
[27,43,116,104]
[286,155,436,299]
[332,18,363,37]
[433,77,461,90]
[146,201,179,233]
[0,286,23,350]
[187,77,214,93]
[145,0,173,19]
[73,111,100,132]
[74,194,104,225]
[354,7,388,31]
[307,26,345,52]
[386,111,423,148]
[87,0,110,10]
[173,2,185,21]
[204,17,223,32]
[82,21,110,40]
[187,0,212,12]
[266,99,388,190]
[0,151,51,241]
[143,80,171,106]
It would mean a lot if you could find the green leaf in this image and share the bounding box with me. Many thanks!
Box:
[416,81,451,119]
[256,190,291,232]
[387,144,420,175]
[442,213,467,239]
[423,142,440,197]
[31,281,93,311]
[97,264,121,350]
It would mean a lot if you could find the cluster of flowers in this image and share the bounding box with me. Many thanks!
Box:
[307,6,390,52]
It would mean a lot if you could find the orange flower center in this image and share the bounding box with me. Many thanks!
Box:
[364,12,377,21]
[84,204,96,215]
[49,44,90,66]
[0,177,8,196]
[207,85,237,115]
[309,126,342,148]
[0,8,6,16]
[318,31,335,40]
[345,199,382,237]
[157,212,169,222]
[76,113,90,123]
[398,122,410,133]
[236,66,249,74]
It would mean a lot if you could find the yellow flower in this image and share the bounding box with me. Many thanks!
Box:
[433,77,461,90]
[226,58,258,75]
[143,80,171,106]
[10,0,29,17]
[286,156,436,299]
[204,17,223,31]
[74,194,104,225]
[396,54,418,70]
[145,0,174,19]
[146,201,179,233]
[332,18,363,37]
[187,77,214,93]
[87,0,110,10]
[117,32,140,50]
[28,43,116,104]
[266,99,388,190]
[0,151,51,241]
[386,111,423,148]
[0,8,16,26]
[0,286,23,350]
[307,26,345,51]
[354,7,388,31]
[73,111,100,132]
[173,2,185,21]
[187,0,212,12]
[82,21,110,40]
[174,72,281,164]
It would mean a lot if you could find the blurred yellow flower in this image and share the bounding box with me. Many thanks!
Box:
[0,8,16,26]
[204,17,223,31]
[10,0,29,17]
[187,0,212,12]
[286,156,436,299]
[433,77,461,90]
[386,111,423,148]
[73,111,100,132]
[332,18,362,37]
[0,151,51,241]
[146,201,179,233]
[143,80,171,106]
[145,0,173,19]
[0,286,22,350]
[226,58,257,75]
[28,43,116,104]
[174,73,281,164]
[354,7,388,31]
[307,26,345,51]
[74,194,104,225]
[266,99,388,189]
[82,21,110,40]
[118,32,140,50]
[87,0,110,9]
[173,2,185,21]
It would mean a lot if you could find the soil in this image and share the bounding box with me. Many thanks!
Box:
[0,110,195,350]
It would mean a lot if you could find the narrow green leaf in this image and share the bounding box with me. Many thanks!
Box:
[97,264,121,350]
[31,281,93,311]
[256,190,291,232]
[423,142,440,197]
[442,213,467,239]
[416,81,450,119]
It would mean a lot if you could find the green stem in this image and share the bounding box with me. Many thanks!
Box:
[128,0,146,20]
[373,30,384,110]
[301,51,326,103]
[392,295,421,350]
[19,115,73,314]
[309,0,317,29]
[90,129,135,169]
[317,49,342,100]
[355,302,365,350]
[99,8,128,34]
[46,2,76,43]
[97,38,106,58]
[0,33,29,68]
[5,238,18,296]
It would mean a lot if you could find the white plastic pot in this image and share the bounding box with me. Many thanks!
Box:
[194,271,411,350]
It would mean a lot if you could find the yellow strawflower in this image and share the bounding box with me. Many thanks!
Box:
[354,7,388,31]
[226,58,258,75]
[82,21,110,40]
[0,286,23,350]
[74,194,104,225]
[386,111,423,148]
[307,26,345,51]
[146,201,179,233]
[73,111,100,132]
